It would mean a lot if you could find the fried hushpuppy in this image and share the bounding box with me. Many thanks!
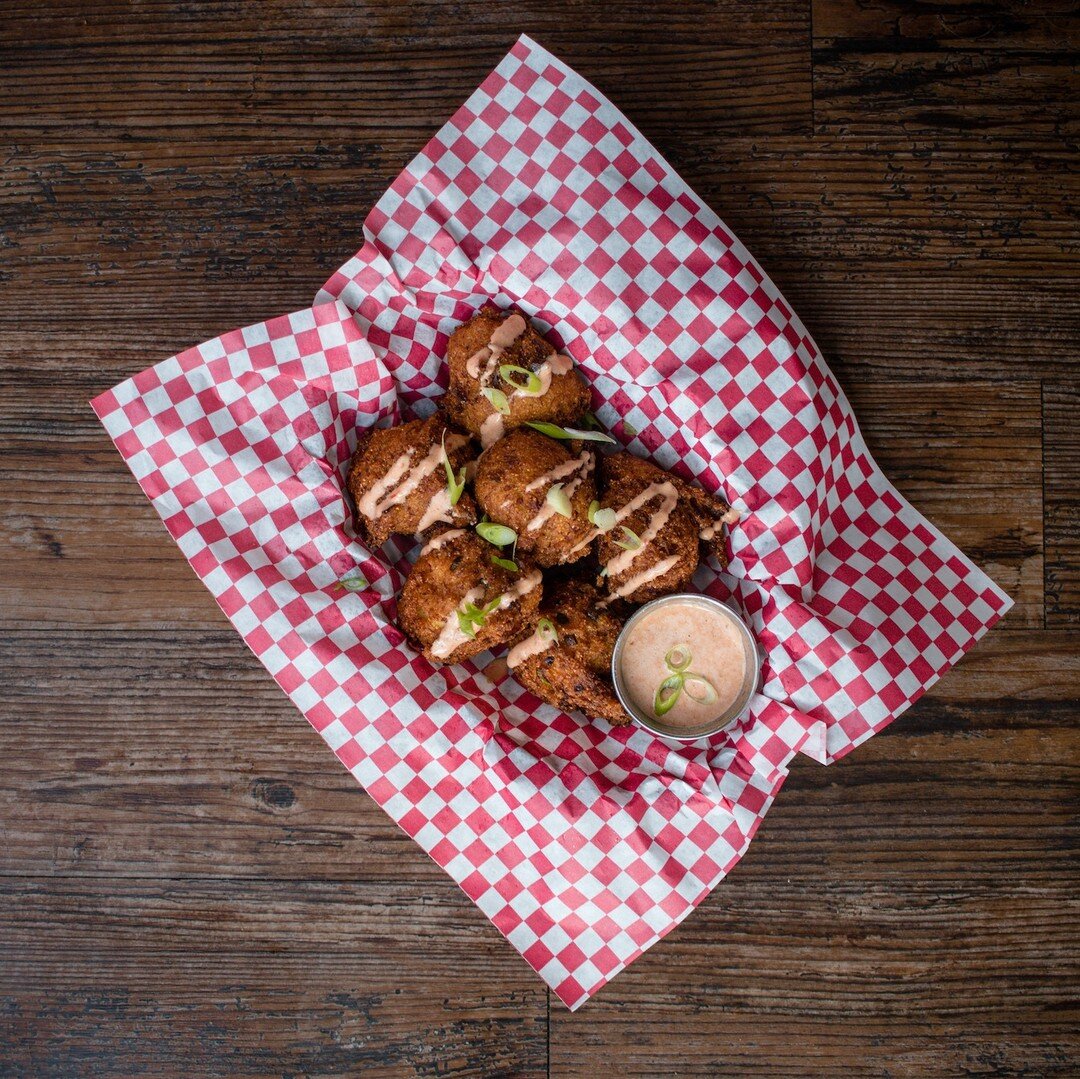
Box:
[444,307,592,447]
[347,414,477,547]
[473,428,597,568]
[594,452,701,604]
[398,528,542,665]
[507,577,629,725]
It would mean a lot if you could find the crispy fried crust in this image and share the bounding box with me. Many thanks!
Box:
[398,529,542,665]
[511,577,630,725]
[346,413,477,547]
[443,308,592,439]
[666,474,733,568]
[595,452,700,604]
[474,427,596,567]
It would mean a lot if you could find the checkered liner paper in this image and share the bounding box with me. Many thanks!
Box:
[92,36,1012,1009]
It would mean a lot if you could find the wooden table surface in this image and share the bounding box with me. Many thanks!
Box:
[2,2,1077,1075]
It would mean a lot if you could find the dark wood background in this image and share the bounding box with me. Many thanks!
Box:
[2,2,1077,1075]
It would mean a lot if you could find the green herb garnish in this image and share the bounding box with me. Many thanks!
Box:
[481,386,511,415]
[491,555,519,573]
[587,500,617,532]
[546,483,572,518]
[525,421,615,444]
[456,594,505,638]
[536,617,558,644]
[651,646,718,717]
[476,521,518,547]
[654,674,684,716]
[441,431,467,507]
[499,363,542,395]
[334,573,369,593]
[614,526,642,551]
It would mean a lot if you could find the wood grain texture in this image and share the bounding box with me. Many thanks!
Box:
[1,1,1077,1075]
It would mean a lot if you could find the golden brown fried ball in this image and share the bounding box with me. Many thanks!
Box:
[398,529,542,665]
[474,428,597,568]
[347,413,477,547]
[444,307,592,446]
[509,577,629,725]
[594,452,702,604]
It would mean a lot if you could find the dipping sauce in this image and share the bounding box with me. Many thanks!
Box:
[612,594,757,738]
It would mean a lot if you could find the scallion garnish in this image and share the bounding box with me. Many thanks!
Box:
[525,421,615,444]
[536,617,558,644]
[499,364,542,395]
[481,386,511,415]
[654,674,684,716]
[614,525,642,551]
[587,500,617,532]
[441,431,467,506]
[491,555,519,573]
[665,645,692,672]
[546,483,572,518]
[334,573,369,593]
[476,521,518,547]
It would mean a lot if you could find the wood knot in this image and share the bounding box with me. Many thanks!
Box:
[252,778,296,809]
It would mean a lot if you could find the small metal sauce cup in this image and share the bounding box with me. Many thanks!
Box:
[610,593,761,741]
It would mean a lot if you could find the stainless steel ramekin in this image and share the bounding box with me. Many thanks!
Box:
[610,593,761,741]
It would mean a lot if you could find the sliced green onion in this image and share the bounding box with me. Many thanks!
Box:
[546,482,572,518]
[614,526,642,551]
[334,573,369,593]
[654,674,684,716]
[538,670,552,687]
[481,594,505,616]
[476,521,517,547]
[499,364,542,395]
[525,421,615,444]
[441,431,467,506]
[457,608,478,638]
[536,617,558,644]
[599,566,609,577]
[491,555,519,573]
[665,645,692,672]
[481,386,511,415]
[683,674,718,705]
[588,500,617,532]
[581,412,602,430]
[620,419,639,437]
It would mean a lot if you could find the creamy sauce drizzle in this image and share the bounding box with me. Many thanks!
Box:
[514,353,572,398]
[360,433,466,521]
[429,570,542,661]
[431,585,484,659]
[480,411,505,449]
[507,628,556,669]
[417,487,454,532]
[599,554,680,608]
[419,528,465,557]
[700,506,741,542]
[604,481,678,578]
[466,318,576,448]
[524,452,594,532]
[465,313,527,384]
[494,569,542,610]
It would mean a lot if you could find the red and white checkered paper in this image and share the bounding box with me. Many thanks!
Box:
[92,36,1012,1009]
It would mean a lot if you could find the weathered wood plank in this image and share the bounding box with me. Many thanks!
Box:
[1044,380,1079,625]
[0,878,548,1078]
[0,1,812,143]
[812,0,1079,136]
